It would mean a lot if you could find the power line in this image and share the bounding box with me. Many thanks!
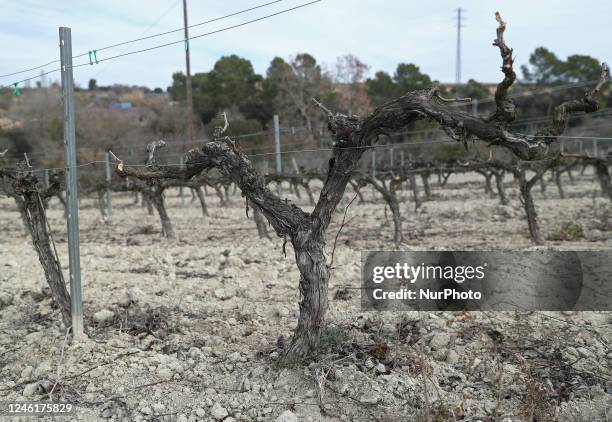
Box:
[90,0,284,55]
[2,68,62,89]
[0,0,321,90]
[0,60,61,79]
[90,0,182,82]
[87,0,321,65]
[0,0,285,81]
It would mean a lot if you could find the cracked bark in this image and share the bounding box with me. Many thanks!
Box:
[512,160,557,245]
[0,165,72,327]
[518,168,542,245]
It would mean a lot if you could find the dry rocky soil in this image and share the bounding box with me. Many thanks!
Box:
[0,172,611,421]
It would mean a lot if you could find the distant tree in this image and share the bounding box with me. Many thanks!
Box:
[153,87,163,93]
[333,54,371,116]
[394,63,432,93]
[266,53,336,145]
[147,102,184,137]
[208,55,258,108]
[518,47,607,122]
[563,55,603,83]
[366,71,396,106]
[169,55,273,128]
[521,47,602,85]
[88,79,98,91]
[190,72,216,124]
[366,63,432,107]
[521,47,563,85]
[168,72,187,101]
[456,79,490,100]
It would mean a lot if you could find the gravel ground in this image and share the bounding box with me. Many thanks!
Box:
[0,172,610,421]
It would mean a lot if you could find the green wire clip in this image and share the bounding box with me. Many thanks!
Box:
[88,50,99,65]
[12,82,20,97]
[184,39,189,51]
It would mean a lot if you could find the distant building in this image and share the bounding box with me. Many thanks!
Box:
[90,93,119,108]
[144,92,169,98]
[109,102,132,110]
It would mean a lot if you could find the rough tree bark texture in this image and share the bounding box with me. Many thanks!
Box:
[440,172,452,187]
[148,188,174,239]
[554,169,565,199]
[112,12,607,360]
[540,176,547,196]
[349,180,366,203]
[97,189,109,222]
[517,169,542,245]
[55,192,68,217]
[248,200,271,239]
[361,175,403,244]
[195,187,209,216]
[291,180,302,200]
[301,180,315,205]
[476,170,495,197]
[119,142,177,239]
[388,179,403,244]
[420,173,431,199]
[409,174,421,210]
[0,165,72,327]
[593,159,612,202]
[126,178,174,238]
[213,185,226,206]
[493,169,509,205]
[143,194,154,215]
[223,184,231,204]
[513,160,558,245]
[12,196,30,236]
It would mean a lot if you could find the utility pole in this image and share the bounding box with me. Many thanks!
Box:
[455,8,463,86]
[183,0,195,148]
[273,114,283,198]
[59,27,83,337]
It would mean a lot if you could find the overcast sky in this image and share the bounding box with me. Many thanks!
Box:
[1,0,610,90]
